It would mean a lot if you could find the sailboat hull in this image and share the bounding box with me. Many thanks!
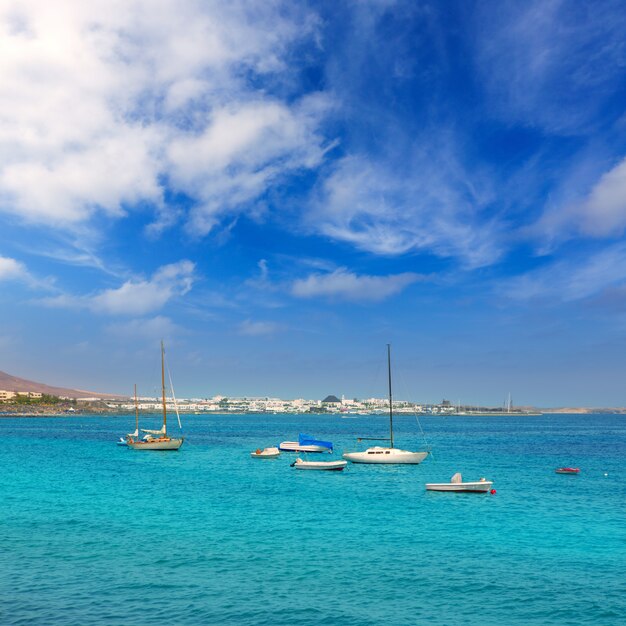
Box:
[343,447,429,464]
[127,437,184,451]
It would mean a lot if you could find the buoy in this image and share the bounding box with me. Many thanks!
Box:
[604,472,608,477]
[490,489,496,495]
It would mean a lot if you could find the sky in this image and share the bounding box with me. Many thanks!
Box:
[1,0,626,406]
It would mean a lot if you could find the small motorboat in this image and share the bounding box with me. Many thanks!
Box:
[117,437,128,447]
[250,447,280,458]
[555,467,580,474]
[291,458,347,471]
[425,473,493,493]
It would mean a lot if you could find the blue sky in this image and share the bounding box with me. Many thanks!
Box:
[1,0,626,406]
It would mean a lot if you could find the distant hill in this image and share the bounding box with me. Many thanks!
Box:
[0,370,123,399]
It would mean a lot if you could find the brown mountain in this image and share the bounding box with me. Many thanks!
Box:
[0,370,124,399]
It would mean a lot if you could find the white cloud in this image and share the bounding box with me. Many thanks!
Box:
[0,1,329,232]
[291,268,422,302]
[0,255,27,281]
[579,158,626,237]
[0,254,55,290]
[43,260,195,315]
[310,156,501,268]
[237,319,280,336]
[533,156,626,246]
[174,95,333,236]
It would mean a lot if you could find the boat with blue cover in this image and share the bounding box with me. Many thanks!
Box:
[279,433,333,453]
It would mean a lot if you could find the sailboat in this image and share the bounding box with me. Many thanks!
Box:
[127,341,184,451]
[343,344,429,465]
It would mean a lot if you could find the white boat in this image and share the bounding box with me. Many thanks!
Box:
[117,437,129,446]
[279,434,333,453]
[343,344,430,465]
[250,447,280,458]
[127,342,184,451]
[425,473,493,492]
[292,458,347,471]
[344,447,429,464]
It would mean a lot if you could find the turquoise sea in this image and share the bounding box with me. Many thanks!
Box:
[0,412,624,625]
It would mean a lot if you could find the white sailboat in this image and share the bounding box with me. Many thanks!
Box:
[127,341,184,451]
[343,344,429,465]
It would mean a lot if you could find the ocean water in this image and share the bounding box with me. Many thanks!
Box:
[0,412,624,626]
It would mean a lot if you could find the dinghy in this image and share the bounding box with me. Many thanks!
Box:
[292,458,347,471]
[250,447,280,458]
[555,467,580,474]
[426,473,493,492]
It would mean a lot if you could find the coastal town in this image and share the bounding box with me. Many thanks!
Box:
[0,387,543,415]
[106,393,461,415]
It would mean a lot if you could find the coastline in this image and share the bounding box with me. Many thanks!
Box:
[2,408,626,418]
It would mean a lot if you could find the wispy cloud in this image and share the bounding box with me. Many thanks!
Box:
[291,268,423,302]
[237,319,281,336]
[0,254,54,290]
[42,260,195,315]
[506,242,626,302]
[16,236,126,278]
[472,0,626,133]
[244,258,272,290]
[309,155,501,268]
[106,315,181,341]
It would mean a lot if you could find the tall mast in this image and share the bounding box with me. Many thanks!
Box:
[161,340,167,433]
[387,343,394,448]
[134,383,139,433]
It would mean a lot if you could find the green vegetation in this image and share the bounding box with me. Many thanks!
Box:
[1,393,65,405]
